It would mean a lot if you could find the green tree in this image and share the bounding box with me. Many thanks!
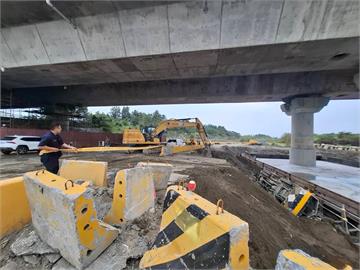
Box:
[110,107,122,119]
[279,133,291,146]
[121,107,131,120]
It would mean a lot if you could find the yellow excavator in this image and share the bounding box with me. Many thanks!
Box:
[122,118,211,155]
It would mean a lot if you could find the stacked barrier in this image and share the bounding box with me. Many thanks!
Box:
[140,184,249,269]
[104,167,155,224]
[0,177,31,238]
[275,249,352,270]
[59,159,108,187]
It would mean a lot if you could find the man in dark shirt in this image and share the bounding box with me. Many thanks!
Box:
[38,122,76,174]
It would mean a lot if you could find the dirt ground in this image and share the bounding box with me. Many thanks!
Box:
[183,165,359,269]
[0,151,359,269]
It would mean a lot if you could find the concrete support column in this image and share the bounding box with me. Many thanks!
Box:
[281,96,329,167]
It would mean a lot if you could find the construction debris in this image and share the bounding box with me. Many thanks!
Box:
[10,227,56,256]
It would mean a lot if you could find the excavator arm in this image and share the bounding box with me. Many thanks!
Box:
[152,118,211,146]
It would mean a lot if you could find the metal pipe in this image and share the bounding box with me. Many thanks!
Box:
[45,0,76,29]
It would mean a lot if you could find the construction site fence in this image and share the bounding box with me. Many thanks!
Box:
[0,127,123,147]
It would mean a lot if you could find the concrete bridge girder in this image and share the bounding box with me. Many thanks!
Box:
[2,37,359,90]
[1,0,358,69]
[4,70,358,108]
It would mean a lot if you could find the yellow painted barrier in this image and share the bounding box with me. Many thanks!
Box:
[136,162,173,191]
[140,185,249,269]
[104,167,155,225]
[276,249,352,270]
[23,170,118,269]
[59,160,108,187]
[0,177,31,238]
[39,145,163,156]
[291,191,314,216]
[160,144,205,156]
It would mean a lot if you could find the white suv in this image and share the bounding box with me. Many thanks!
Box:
[0,135,41,155]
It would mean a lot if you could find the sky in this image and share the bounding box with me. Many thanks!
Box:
[88,100,360,137]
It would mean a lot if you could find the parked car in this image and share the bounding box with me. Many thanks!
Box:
[0,135,41,155]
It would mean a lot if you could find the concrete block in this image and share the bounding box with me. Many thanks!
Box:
[23,170,118,270]
[59,160,108,187]
[221,0,283,48]
[1,25,50,66]
[140,186,249,269]
[275,249,337,270]
[119,5,170,56]
[104,167,155,224]
[36,20,86,63]
[76,13,126,60]
[136,162,173,191]
[168,1,221,52]
[0,177,31,238]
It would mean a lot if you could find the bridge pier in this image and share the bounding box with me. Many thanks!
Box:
[281,96,329,167]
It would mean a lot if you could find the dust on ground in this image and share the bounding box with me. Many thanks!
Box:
[0,152,358,269]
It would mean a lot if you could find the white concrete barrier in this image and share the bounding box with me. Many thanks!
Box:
[23,170,118,269]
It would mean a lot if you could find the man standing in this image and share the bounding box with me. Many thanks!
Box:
[38,122,76,174]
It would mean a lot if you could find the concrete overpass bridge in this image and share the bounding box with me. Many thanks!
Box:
[1,0,359,166]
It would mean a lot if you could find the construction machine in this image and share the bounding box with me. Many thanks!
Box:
[122,118,211,155]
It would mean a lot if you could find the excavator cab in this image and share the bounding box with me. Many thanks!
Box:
[141,126,155,141]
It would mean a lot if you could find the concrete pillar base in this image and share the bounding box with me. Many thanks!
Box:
[290,148,316,167]
[281,96,329,167]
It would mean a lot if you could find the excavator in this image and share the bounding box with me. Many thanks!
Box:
[122,118,211,156]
